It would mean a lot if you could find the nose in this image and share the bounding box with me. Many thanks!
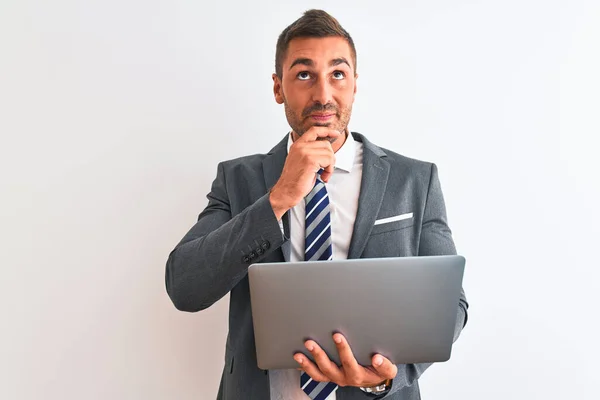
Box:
[311,77,333,106]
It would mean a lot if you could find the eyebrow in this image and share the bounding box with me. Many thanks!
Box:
[289,57,352,70]
[289,58,313,70]
[330,57,351,69]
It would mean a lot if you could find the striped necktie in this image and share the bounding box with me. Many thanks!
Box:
[304,174,333,262]
[301,173,337,399]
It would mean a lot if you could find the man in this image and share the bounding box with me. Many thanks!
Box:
[166,9,468,400]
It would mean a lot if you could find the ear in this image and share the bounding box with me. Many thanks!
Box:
[353,73,358,100]
[272,73,284,104]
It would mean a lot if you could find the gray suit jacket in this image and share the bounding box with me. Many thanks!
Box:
[165,132,469,400]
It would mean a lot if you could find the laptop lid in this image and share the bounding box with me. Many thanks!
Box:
[248,255,465,370]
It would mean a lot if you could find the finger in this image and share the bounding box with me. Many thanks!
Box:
[302,151,335,175]
[311,150,335,166]
[294,352,329,382]
[292,147,333,161]
[304,340,344,383]
[292,139,333,152]
[371,354,398,380]
[333,333,361,383]
[307,149,336,162]
[298,127,342,143]
[320,151,336,181]
[320,164,335,182]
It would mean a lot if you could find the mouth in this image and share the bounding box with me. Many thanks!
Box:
[309,113,335,123]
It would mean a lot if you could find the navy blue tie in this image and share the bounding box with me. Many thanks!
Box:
[301,173,337,399]
[304,175,333,261]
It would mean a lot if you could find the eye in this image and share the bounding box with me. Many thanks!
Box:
[297,71,311,81]
[332,71,345,80]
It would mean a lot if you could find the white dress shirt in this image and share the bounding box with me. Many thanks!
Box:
[269,131,364,400]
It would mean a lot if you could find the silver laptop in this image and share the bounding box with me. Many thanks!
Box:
[248,255,465,370]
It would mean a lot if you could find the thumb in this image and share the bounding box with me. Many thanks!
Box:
[371,354,398,379]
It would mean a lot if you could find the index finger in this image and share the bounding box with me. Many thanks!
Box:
[298,127,342,143]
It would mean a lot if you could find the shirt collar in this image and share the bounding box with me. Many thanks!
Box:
[286,130,355,173]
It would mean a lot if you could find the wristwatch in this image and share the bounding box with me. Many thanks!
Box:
[359,379,392,395]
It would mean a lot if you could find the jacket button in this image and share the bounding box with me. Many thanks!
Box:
[256,247,264,255]
[249,252,256,259]
[261,241,270,250]
[242,256,250,263]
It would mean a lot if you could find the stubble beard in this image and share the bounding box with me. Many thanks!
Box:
[283,98,353,141]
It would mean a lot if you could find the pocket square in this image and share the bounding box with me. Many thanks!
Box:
[374,212,413,226]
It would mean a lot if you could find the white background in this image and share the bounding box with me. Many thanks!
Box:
[1,0,599,399]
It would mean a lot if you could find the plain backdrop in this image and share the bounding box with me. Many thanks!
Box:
[1,0,599,399]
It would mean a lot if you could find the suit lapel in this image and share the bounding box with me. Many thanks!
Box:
[347,133,390,259]
[262,134,291,262]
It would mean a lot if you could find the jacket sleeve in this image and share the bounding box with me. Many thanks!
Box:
[381,163,469,398]
[165,162,286,312]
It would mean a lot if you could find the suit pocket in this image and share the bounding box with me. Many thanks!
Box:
[370,213,414,235]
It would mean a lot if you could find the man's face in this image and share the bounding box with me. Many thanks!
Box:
[273,37,358,138]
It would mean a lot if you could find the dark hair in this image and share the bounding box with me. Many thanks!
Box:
[275,9,357,78]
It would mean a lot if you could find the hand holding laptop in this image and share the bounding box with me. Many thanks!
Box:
[248,256,465,370]
[294,332,397,388]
